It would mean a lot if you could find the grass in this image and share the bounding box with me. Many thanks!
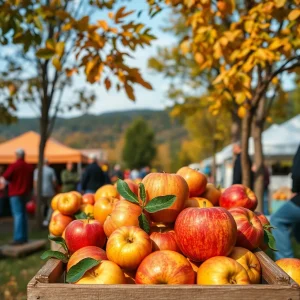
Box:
[0,225,49,300]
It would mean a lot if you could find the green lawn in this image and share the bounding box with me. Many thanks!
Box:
[0,227,49,300]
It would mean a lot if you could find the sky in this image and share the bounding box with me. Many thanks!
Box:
[17,2,177,118]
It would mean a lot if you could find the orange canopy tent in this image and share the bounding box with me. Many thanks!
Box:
[0,131,88,164]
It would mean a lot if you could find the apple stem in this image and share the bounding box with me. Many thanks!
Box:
[204,201,206,208]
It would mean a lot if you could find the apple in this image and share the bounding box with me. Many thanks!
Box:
[103,200,142,237]
[229,207,264,250]
[106,226,152,270]
[150,225,180,252]
[142,172,189,223]
[65,219,106,253]
[57,192,81,216]
[119,179,138,201]
[51,194,62,211]
[71,260,126,284]
[255,212,271,250]
[80,203,94,217]
[220,184,257,211]
[95,184,119,201]
[49,212,73,236]
[201,183,221,206]
[67,246,107,272]
[185,197,213,208]
[135,250,195,284]
[82,193,95,205]
[70,191,82,204]
[276,258,300,285]
[94,196,120,225]
[197,256,250,285]
[177,167,207,197]
[175,207,237,262]
[229,247,261,284]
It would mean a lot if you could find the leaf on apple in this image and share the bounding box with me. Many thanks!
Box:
[138,212,150,233]
[40,250,69,263]
[263,228,277,251]
[74,211,88,220]
[116,178,139,204]
[66,258,101,283]
[48,235,68,252]
[144,195,176,213]
[139,183,146,205]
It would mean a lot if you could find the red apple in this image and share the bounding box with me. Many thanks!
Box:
[276,258,300,285]
[229,207,264,250]
[82,193,95,205]
[177,167,207,197]
[150,225,180,252]
[65,219,106,253]
[220,184,257,211]
[174,207,237,262]
[67,246,107,272]
[135,250,195,284]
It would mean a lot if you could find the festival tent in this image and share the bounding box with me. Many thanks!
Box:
[0,131,88,164]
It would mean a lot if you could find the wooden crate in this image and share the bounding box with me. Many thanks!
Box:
[28,250,300,300]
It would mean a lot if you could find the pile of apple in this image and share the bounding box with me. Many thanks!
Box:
[43,167,300,286]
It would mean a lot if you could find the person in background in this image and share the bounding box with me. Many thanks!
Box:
[271,144,300,260]
[140,166,150,179]
[34,159,57,227]
[232,143,254,188]
[0,165,7,217]
[81,155,106,193]
[0,149,33,245]
[61,162,78,192]
[130,168,140,180]
[111,164,124,183]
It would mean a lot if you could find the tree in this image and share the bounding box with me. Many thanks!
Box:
[161,0,300,211]
[122,118,156,169]
[0,0,156,225]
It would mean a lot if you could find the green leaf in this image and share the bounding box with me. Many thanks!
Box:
[264,228,277,251]
[40,250,68,263]
[48,235,68,252]
[74,211,88,220]
[144,195,176,213]
[116,179,139,204]
[66,258,101,283]
[36,48,55,59]
[138,212,150,234]
[139,183,146,205]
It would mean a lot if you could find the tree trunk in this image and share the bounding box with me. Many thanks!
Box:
[241,110,253,188]
[36,99,49,227]
[212,140,217,184]
[231,112,241,143]
[253,99,265,212]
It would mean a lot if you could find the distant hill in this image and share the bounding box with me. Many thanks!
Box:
[0,109,188,151]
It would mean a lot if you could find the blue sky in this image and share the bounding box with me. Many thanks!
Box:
[17,2,177,118]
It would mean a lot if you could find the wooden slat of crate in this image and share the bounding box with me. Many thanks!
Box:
[27,250,300,300]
